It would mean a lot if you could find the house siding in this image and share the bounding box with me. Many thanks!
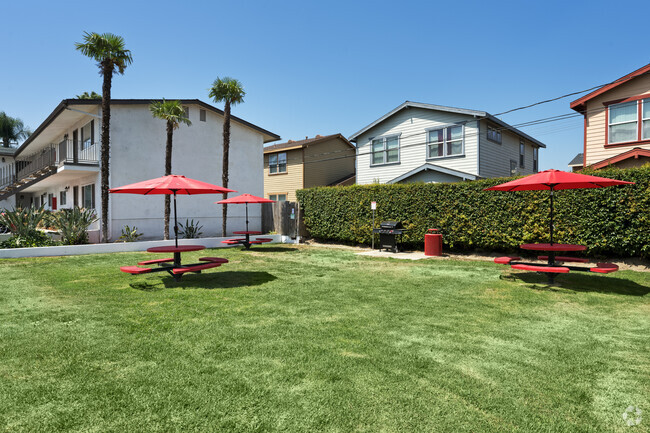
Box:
[479,119,538,178]
[583,74,650,166]
[264,148,303,202]
[356,107,479,185]
[303,138,355,188]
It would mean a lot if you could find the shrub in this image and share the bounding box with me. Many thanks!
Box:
[117,225,143,242]
[296,165,650,258]
[0,205,46,237]
[52,207,98,245]
[1,231,54,248]
[179,219,203,239]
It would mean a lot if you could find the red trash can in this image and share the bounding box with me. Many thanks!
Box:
[424,228,442,256]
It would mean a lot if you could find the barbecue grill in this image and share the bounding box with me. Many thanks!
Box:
[372,221,406,253]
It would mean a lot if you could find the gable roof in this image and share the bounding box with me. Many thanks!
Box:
[570,63,650,113]
[568,153,584,167]
[387,163,477,184]
[348,101,546,148]
[15,98,280,157]
[263,133,354,154]
[590,147,650,169]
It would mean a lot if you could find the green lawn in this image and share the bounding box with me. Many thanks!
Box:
[0,245,648,432]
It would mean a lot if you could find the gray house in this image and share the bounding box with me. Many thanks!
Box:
[350,101,546,184]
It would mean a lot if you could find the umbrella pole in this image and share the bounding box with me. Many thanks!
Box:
[173,191,179,248]
[549,188,554,245]
[245,203,249,233]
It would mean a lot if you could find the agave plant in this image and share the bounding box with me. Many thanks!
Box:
[178,219,203,239]
[52,207,98,245]
[0,206,46,237]
[117,225,143,242]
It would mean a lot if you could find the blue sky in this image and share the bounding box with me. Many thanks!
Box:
[1,0,649,170]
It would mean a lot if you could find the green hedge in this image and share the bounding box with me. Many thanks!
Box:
[296,166,650,258]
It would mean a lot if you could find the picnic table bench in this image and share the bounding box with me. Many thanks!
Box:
[222,231,273,249]
[120,245,228,281]
[494,243,619,284]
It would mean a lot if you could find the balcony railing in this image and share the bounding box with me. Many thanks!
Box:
[57,140,99,164]
[16,145,57,181]
[0,164,15,190]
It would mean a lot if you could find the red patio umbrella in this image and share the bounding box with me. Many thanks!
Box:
[485,169,634,243]
[216,193,275,233]
[110,175,236,246]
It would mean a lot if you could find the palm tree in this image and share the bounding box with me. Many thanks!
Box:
[0,112,31,147]
[75,32,132,242]
[76,91,102,99]
[208,77,245,236]
[149,99,191,240]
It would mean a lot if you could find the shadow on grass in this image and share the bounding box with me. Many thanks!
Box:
[163,271,277,289]
[505,271,649,296]
[243,246,299,253]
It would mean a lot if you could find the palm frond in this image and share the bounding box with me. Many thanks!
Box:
[75,31,133,74]
[208,77,246,106]
[149,99,192,129]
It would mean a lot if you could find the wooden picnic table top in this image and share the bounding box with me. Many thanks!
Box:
[147,245,206,253]
[519,243,587,252]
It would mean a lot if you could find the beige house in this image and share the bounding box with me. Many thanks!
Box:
[570,63,650,169]
[263,134,355,201]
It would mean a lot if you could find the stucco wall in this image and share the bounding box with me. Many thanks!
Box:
[109,103,265,240]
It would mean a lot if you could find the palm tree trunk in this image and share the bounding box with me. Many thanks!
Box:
[100,63,113,243]
[164,121,173,240]
[221,101,231,237]
[2,138,8,148]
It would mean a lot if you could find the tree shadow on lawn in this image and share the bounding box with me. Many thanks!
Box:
[130,271,277,291]
[504,271,649,296]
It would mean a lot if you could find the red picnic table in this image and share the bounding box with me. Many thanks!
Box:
[222,231,273,249]
[120,244,228,281]
[494,243,618,284]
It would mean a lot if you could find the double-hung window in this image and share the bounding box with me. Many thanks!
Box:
[427,126,463,159]
[82,184,95,209]
[269,152,287,174]
[371,135,399,165]
[487,125,502,144]
[608,101,638,144]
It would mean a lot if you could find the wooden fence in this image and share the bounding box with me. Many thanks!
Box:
[261,201,307,238]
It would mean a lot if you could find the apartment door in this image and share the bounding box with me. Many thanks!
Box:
[52,197,57,210]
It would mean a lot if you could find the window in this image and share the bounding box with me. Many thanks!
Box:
[200,109,206,122]
[487,125,502,144]
[183,106,190,119]
[81,120,94,150]
[60,190,67,206]
[519,140,525,168]
[73,186,79,207]
[510,160,517,175]
[533,147,538,172]
[371,135,400,165]
[81,184,95,209]
[269,152,287,174]
[427,126,463,159]
[641,98,650,140]
[269,194,287,201]
[47,193,53,208]
[609,101,638,144]
[41,193,47,207]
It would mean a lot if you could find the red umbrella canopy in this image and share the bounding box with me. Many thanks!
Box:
[484,169,634,191]
[216,193,275,204]
[110,175,236,195]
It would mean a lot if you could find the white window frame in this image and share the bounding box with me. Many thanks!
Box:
[426,125,464,160]
[519,140,525,168]
[641,98,650,140]
[487,125,502,144]
[608,100,639,145]
[268,152,287,174]
[60,190,67,206]
[81,183,95,210]
[269,193,287,202]
[370,134,400,166]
